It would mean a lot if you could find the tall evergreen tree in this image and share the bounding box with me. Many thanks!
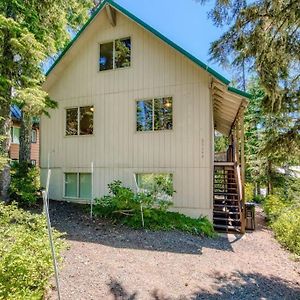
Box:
[0,0,94,200]
[201,0,299,145]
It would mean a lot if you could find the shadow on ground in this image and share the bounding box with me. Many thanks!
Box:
[107,271,300,300]
[46,201,238,255]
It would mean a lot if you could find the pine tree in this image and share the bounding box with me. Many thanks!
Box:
[201,0,299,143]
[0,0,94,200]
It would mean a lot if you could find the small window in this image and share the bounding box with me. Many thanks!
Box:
[11,127,20,144]
[136,173,174,201]
[99,42,113,71]
[136,97,173,131]
[99,37,131,71]
[64,173,92,199]
[31,129,37,143]
[66,106,94,136]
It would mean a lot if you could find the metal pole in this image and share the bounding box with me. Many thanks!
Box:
[90,162,94,219]
[133,174,144,227]
[42,170,61,300]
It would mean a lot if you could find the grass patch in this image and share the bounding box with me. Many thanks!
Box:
[0,202,64,300]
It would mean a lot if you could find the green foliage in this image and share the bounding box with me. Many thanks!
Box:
[245,183,254,202]
[94,180,173,218]
[214,132,229,152]
[124,209,215,237]
[0,202,64,300]
[271,206,300,256]
[93,180,215,237]
[9,161,40,205]
[264,194,300,256]
[263,195,288,221]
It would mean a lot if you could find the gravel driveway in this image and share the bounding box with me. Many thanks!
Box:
[46,201,300,300]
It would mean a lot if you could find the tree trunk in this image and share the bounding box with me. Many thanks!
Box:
[266,160,273,195]
[0,104,12,202]
[19,113,32,163]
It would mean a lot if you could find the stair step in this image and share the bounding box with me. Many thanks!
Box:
[213,210,240,215]
[214,204,239,208]
[213,217,241,222]
[214,224,241,231]
[214,192,239,196]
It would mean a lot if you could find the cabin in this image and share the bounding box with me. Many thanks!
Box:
[10,105,40,166]
[41,0,250,232]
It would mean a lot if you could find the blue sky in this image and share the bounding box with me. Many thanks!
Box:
[114,0,230,79]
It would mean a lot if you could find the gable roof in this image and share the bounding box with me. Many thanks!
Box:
[45,0,250,100]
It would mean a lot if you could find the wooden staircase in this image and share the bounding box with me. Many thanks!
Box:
[213,162,244,233]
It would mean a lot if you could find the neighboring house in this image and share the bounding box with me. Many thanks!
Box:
[42,0,250,231]
[10,106,40,166]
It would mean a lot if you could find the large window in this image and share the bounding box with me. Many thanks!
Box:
[66,106,94,136]
[11,126,20,144]
[99,37,131,71]
[135,173,174,201]
[64,173,92,199]
[136,97,173,131]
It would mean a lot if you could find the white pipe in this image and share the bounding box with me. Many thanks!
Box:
[90,161,94,219]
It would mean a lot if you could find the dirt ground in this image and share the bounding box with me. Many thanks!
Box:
[46,201,300,300]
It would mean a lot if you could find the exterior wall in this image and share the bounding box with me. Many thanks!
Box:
[9,123,40,166]
[41,10,213,219]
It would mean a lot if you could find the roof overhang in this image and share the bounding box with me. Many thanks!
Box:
[212,80,248,136]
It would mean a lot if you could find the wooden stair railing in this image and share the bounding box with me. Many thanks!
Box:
[213,162,244,233]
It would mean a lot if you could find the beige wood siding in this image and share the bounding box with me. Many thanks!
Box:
[41,10,213,219]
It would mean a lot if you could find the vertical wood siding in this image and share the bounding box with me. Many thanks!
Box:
[41,11,213,218]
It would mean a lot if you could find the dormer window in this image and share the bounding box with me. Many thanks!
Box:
[99,37,131,71]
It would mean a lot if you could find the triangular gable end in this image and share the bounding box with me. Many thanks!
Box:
[45,0,251,136]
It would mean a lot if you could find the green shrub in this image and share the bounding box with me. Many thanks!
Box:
[263,194,300,256]
[0,202,64,300]
[263,194,288,221]
[94,180,215,237]
[271,205,300,256]
[9,161,40,205]
[252,194,264,204]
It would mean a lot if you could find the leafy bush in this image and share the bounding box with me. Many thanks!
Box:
[252,194,264,204]
[0,202,64,300]
[263,195,288,221]
[94,180,215,237]
[271,205,300,256]
[263,194,300,256]
[9,161,40,205]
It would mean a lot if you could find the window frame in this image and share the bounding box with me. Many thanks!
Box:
[134,172,174,200]
[11,126,20,144]
[65,105,94,137]
[135,96,173,132]
[31,129,37,143]
[63,172,92,200]
[99,36,132,72]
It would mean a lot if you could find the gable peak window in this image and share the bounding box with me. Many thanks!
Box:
[66,106,94,136]
[137,97,173,131]
[99,37,131,71]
